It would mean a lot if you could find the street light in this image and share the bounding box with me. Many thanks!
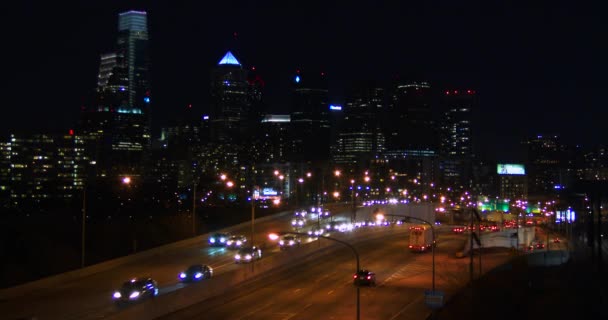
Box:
[251,185,259,272]
[81,185,86,268]
[269,231,362,320]
[376,212,437,293]
[122,176,136,253]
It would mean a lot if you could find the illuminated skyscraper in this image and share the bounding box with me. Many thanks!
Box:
[209,51,252,144]
[82,10,151,178]
[438,89,476,189]
[289,70,330,162]
[333,81,386,165]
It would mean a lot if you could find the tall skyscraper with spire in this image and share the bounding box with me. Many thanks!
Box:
[81,10,151,179]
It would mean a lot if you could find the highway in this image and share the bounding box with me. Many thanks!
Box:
[158,228,466,320]
[1,204,474,320]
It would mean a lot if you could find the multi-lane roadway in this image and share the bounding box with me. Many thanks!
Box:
[1,206,472,320]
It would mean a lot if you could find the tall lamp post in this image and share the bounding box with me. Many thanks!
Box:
[376,212,437,292]
[81,185,86,268]
[251,185,260,272]
[269,231,361,320]
[192,183,197,237]
[121,176,137,253]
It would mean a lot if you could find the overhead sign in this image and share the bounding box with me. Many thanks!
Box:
[497,164,525,175]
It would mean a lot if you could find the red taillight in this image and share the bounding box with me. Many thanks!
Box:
[409,245,413,248]
[353,275,358,279]
[367,276,371,279]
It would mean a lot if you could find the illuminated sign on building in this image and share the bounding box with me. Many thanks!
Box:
[262,188,278,196]
[497,164,525,175]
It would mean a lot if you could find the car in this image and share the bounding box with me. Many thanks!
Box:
[208,232,230,246]
[112,278,158,304]
[553,238,561,243]
[279,234,301,249]
[234,246,262,263]
[226,235,247,249]
[452,227,464,234]
[535,242,545,249]
[307,226,328,238]
[353,270,376,286]
[178,264,213,282]
[291,217,306,228]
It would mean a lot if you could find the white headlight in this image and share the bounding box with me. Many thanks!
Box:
[129,291,140,299]
[195,272,203,279]
[220,237,226,242]
[235,254,241,259]
[179,272,186,279]
[279,240,284,245]
[289,240,294,245]
[209,238,216,243]
[113,291,121,299]
[245,254,252,260]
[236,240,242,245]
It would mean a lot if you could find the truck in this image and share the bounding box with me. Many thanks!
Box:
[409,225,433,252]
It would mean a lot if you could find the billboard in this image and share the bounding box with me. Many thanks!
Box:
[497,163,525,175]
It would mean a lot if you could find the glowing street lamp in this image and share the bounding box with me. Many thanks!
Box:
[122,176,131,185]
[269,231,362,320]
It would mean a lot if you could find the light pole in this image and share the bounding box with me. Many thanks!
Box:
[81,186,86,268]
[269,231,361,320]
[377,213,437,292]
[192,183,197,237]
[251,186,259,272]
[122,176,136,253]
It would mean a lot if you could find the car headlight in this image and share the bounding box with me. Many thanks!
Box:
[113,291,121,299]
[235,254,241,260]
[289,240,294,245]
[220,237,226,243]
[245,254,252,260]
[209,238,216,243]
[279,240,284,245]
[236,240,242,245]
[129,291,140,299]
[179,272,186,279]
[195,272,203,279]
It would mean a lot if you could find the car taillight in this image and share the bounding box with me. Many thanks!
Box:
[353,275,358,279]
[367,276,371,279]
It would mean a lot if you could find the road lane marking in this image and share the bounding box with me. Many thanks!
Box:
[293,288,301,293]
[327,290,334,295]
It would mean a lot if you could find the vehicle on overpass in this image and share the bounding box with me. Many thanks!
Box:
[279,234,301,249]
[409,225,433,252]
[112,278,158,304]
[208,232,230,247]
[234,246,263,263]
[353,270,376,286]
[226,235,248,249]
[178,264,213,282]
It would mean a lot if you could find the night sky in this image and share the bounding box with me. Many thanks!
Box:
[1,1,604,161]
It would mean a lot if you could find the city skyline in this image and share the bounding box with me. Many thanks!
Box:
[1,1,603,161]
